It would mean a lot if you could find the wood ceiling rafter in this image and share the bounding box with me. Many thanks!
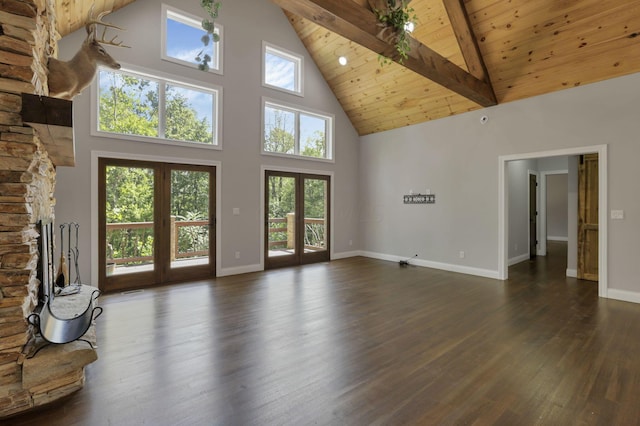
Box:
[441,0,490,83]
[272,0,497,107]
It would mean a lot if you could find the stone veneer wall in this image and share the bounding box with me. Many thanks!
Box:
[0,0,93,418]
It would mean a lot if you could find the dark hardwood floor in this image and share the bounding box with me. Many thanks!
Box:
[7,242,640,425]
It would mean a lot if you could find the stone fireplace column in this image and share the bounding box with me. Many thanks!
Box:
[0,0,95,418]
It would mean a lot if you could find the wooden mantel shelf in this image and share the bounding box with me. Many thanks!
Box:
[20,94,75,167]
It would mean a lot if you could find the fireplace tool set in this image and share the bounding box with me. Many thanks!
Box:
[28,221,102,356]
[54,222,82,296]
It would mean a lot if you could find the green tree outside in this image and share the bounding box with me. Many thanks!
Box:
[101,74,213,265]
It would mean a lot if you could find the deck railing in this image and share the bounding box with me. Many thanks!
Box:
[106,219,209,265]
[267,215,326,251]
[107,216,324,266]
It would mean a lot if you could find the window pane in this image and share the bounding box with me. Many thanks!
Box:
[165,12,219,71]
[98,70,159,137]
[264,46,300,93]
[300,113,327,158]
[165,85,214,144]
[264,106,296,154]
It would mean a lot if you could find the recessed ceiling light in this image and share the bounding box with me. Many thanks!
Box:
[404,21,415,33]
[338,56,348,66]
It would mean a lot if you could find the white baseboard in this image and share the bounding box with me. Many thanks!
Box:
[360,251,500,280]
[217,263,262,277]
[547,236,568,242]
[332,250,362,260]
[566,268,577,278]
[509,253,530,266]
[606,289,640,304]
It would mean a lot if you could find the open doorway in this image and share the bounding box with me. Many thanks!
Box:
[499,145,607,297]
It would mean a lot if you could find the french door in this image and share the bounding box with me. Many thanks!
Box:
[98,158,215,292]
[265,171,330,269]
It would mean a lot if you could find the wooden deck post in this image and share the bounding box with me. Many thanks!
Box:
[286,213,295,249]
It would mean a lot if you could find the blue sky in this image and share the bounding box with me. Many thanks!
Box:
[166,18,216,67]
[265,52,296,91]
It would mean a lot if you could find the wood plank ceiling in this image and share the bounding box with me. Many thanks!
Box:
[53,0,640,136]
[281,0,640,135]
[54,0,136,38]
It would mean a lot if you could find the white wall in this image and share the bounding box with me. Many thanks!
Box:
[54,0,360,282]
[507,159,537,264]
[360,71,640,300]
[546,174,568,240]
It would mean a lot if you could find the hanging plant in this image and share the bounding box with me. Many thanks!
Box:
[196,0,222,71]
[374,0,417,66]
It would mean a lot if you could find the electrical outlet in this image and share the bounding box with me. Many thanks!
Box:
[515,243,518,251]
[349,240,353,246]
[459,251,465,259]
[235,251,240,259]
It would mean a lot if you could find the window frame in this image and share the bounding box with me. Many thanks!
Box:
[161,4,224,75]
[261,97,334,163]
[92,63,223,150]
[262,41,304,97]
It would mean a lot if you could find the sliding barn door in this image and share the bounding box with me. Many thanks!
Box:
[577,153,598,281]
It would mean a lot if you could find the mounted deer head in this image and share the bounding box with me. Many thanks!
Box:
[48,6,129,100]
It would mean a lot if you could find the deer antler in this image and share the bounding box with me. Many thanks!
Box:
[85,5,130,48]
[95,25,130,48]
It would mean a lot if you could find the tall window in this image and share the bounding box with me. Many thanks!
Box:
[162,4,223,74]
[262,42,303,96]
[96,67,221,147]
[262,99,333,161]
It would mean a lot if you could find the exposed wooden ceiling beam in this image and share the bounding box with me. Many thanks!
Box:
[442,0,490,83]
[273,0,496,107]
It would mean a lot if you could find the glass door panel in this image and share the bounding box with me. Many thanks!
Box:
[105,164,156,275]
[266,173,298,268]
[169,168,211,270]
[101,161,158,291]
[303,178,328,254]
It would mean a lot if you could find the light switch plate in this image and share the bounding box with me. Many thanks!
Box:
[611,210,624,220]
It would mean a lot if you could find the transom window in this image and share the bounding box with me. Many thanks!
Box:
[262,99,333,161]
[162,4,223,74]
[96,67,221,148]
[262,42,303,96]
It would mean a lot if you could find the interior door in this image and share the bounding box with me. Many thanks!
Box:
[578,153,598,281]
[99,158,216,292]
[265,171,330,269]
[529,174,537,259]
